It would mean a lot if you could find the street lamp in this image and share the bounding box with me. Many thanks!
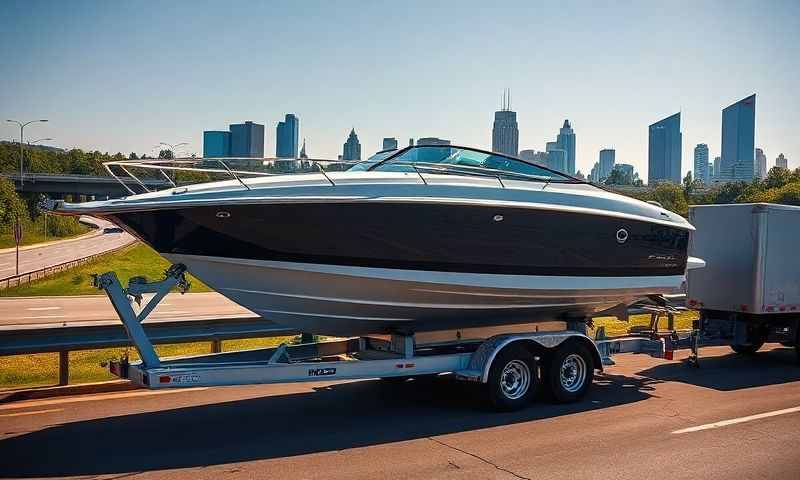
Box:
[29,137,53,145]
[6,119,48,191]
[159,142,188,159]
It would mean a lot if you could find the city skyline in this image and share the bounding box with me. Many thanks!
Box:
[1,1,798,177]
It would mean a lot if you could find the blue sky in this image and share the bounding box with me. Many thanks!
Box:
[1,0,798,178]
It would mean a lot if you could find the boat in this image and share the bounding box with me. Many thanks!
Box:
[46,144,702,336]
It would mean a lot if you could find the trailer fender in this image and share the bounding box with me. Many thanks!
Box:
[457,332,603,384]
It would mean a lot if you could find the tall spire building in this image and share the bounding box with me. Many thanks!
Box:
[342,128,361,161]
[491,89,519,156]
[556,120,576,174]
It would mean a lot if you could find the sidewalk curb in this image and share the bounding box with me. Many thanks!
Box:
[0,379,139,404]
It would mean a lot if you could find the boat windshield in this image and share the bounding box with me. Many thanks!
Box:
[347,149,398,171]
[368,146,576,182]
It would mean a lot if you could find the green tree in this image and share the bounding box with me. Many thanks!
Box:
[604,168,627,185]
[0,177,28,227]
[158,149,174,160]
[650,182,689,216]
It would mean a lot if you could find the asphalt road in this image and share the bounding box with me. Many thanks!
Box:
[0,292,251,328]
[0,345,798,479]
[0,218,134,280]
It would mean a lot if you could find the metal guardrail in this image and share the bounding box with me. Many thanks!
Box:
[0,316,298,356]
[0,239,136,290]
[0,315,299,386]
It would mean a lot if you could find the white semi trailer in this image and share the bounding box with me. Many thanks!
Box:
[687,203,800,357]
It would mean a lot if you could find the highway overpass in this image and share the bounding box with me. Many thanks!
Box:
[3,172,170,199]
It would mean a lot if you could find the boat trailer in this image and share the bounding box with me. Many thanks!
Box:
[95,264,698,410]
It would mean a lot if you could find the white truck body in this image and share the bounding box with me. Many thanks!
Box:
[688,203,800,315]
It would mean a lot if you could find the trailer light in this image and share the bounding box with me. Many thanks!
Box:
[740,304,749,312]
[405,363,415,368]
[159,375,171,383]
[664,351,674,360]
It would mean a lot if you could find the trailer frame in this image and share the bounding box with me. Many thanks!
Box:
[98,265,616,410]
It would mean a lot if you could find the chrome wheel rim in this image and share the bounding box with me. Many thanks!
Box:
[560,354,587,393]
[500,360,531,400]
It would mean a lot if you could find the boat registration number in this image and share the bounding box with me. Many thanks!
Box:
[308,367,337,377]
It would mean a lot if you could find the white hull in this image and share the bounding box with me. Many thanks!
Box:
[166,253,685,336]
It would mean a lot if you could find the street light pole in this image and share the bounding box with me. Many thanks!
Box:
[159,142,188,159]
[6,119,48,191]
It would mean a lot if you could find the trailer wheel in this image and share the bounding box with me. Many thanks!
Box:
[730,340,764,355]
[486,344,538,411]
[545,342,594,403]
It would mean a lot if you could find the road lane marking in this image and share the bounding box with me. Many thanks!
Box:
[20,315,66,320]
[26,307,62,311]
[0,387,209,411]
[0,408,63,418]
[672,406,800,434]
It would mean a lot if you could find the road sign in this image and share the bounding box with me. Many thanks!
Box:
[14,220,23,245]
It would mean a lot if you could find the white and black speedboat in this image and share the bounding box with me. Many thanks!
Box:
[48,145,702,335]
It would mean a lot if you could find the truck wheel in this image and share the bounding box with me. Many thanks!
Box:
[486,344,538,411]
[730,340,764,355]
[545,342,594,403]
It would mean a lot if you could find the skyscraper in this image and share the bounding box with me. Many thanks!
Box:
[491,89,519,156]
[713,156,721,180]
[203,131,231,157]
[599,149,616,180]
[694,144,709,184]
[382,137,398,151]
[342,128,361,161]
[755,148,767,179]
[230,121,265,158]
[556,120,576,174]
[720,94,756,182]
[416,137,451,146]
[776,153,788,169]
[276,114,300,158]
[545,141,567,172]
[648,113,682,184]
[519,149,548,166]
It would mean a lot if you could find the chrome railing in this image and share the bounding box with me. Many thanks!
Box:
[102,157,358,195]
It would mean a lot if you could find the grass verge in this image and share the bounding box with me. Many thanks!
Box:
[1,242,211,296]
[0,337,293,390]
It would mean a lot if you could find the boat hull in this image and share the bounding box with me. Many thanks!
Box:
[164,253,685,336]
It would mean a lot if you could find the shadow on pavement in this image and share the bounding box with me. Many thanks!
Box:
[0,373,656,478]
[636,345,800,391]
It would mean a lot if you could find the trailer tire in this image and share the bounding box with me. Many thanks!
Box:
[730,340,764,355]
[545,342,594,404]
[486,344,538,411]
